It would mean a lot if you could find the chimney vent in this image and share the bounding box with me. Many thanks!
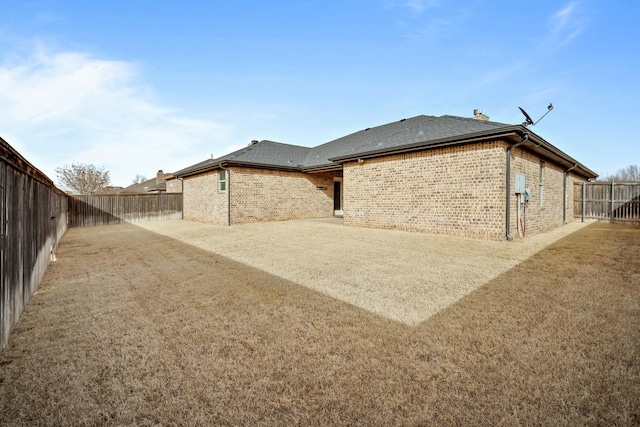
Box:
[472,109,490,121]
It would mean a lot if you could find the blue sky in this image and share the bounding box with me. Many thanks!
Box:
[0,0,637,186]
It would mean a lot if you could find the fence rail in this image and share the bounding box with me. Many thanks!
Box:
[574,182,640,223]
[69,193,182,227]
[1,138,68,352]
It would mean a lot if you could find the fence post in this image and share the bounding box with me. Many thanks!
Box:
[582,182,586,223]
[611,182,615,224]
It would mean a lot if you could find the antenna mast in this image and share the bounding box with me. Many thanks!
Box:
[518,103,554,127]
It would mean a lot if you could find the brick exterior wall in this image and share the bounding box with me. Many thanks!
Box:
[508,148,586,237]
[165,177,183,193]
[343,141,507,239]
[181,142,587,239]
[183,170,228,225]
[343,140,586,240]
[182,167,337,225]
[230,167,336,224]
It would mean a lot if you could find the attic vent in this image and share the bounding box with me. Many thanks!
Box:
[249,140,259,146]
[400,118,406,122]
[472,109,490,121]
[364,128,371,131]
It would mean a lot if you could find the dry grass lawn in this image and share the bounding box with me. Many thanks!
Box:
[0,220,638,426]
[138,219,593,325]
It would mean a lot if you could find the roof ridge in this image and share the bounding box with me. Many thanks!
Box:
[440,114,510,126]
[259,140,310,149]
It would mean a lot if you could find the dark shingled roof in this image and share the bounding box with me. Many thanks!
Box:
[304,115,509,169]
[174,140,312,177]
[175,114,597,179]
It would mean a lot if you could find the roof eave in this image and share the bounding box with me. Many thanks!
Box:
[178,160,303,178]
[525,133,598,179]
[328,126,523,163]
[327,125,597,180]
[301,163,343,173]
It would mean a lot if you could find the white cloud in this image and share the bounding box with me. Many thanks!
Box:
[384,0,440,14]
[404,0,429,14]
[392,3,471,41]
[477,61,531,86]
[0,47,234,186]
[549,2,586,45]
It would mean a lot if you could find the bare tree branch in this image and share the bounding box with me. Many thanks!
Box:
[598,165,640,182]
[132,174,148,185]
[55,163,111,195]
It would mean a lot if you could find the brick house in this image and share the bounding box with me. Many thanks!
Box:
[172,113,597,240]
[120,170,171,194]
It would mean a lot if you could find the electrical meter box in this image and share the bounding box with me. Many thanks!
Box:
[524,188,532,202]
[515,173,526,194]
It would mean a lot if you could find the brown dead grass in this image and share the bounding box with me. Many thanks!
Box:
[137,218,592,326]
[0,221,638,426]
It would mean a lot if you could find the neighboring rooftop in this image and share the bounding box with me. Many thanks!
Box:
[120,170,170,194]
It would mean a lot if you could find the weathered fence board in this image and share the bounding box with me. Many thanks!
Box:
[1,138,68,352]
[574,182,640,222]
[69,194,182,227]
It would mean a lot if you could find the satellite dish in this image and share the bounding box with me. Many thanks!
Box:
[518,103,554,127]
[518,107,534,127]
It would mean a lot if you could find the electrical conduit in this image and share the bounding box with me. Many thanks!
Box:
[505,133,529,240]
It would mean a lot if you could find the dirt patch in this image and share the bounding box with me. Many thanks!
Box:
[0,221,638,425]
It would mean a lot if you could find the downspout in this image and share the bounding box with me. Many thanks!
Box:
[177,177,184,219]
[219,164,230,226]
[563,164,578,224]
[505,132,529,240]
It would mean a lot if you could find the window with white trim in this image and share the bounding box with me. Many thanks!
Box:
[219,170,227,192]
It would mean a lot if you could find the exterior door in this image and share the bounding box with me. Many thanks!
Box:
[333,180,343,217]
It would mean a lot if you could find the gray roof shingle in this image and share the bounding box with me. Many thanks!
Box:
[174,140,311,177]
[304,115,510,169]
[174,114,596,179]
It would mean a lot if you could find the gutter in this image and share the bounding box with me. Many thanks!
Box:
[506,132,529,240]
[177,177,184,219]
[563,163,578,224]
[328,127,523,163]
[176,160,301,179]
[219,163,231,226]
[327,126,597,181]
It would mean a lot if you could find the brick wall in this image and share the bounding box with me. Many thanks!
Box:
[508,148,586,237]
[230,167,336,224]
[165,177,183,193]
[182,170,228,225]
[181,143,586,238]
[343,140,587,240]
[183,167,337,225]
[343,141,507,239]
[567,173,584,221]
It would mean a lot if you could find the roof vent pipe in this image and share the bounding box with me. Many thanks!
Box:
[473,109,490,121]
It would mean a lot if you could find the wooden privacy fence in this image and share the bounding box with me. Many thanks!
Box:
[1,138,68,352]
[574,182,640,223]
[69,193,182,227]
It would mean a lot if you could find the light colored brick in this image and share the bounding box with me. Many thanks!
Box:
[182,140,587,240]
[183,167,339,225]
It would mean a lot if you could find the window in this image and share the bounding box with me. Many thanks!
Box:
[219,170,227,192]
[539,161,544,206]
